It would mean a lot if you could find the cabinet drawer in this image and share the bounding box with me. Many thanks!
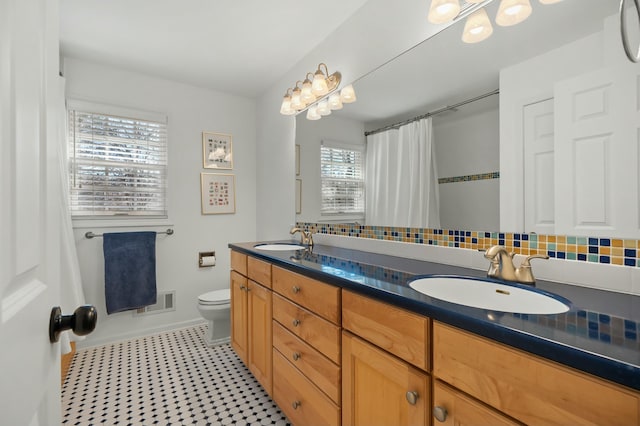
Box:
[433,380,520,426]
[273,350,341,426]
[273,293,341,364]
[342,290,430,371]
[247,256,271,288]
[272,266,340,324]
[273,320,341,404]
[230,250,247,276]
[433,321,640,426]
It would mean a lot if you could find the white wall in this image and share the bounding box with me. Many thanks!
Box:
[64,57,257,347]
[295,114,365,223]
[434,105,500,230]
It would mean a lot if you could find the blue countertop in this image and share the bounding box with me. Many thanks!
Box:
[229,241,640,392]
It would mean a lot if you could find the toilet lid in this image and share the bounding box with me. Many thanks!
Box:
[198,289,230,305]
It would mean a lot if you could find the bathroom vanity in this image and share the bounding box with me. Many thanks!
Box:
[229,242,640,426]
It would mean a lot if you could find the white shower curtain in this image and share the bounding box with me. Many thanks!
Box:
[56,76,87,355]
[365,117,440,228]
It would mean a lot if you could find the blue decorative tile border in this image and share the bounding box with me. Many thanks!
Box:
[297,222,640,268]
[438,171,500,184]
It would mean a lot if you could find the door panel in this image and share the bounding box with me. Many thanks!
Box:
[0,0,62,424]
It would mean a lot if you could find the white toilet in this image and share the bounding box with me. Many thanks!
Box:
[197,288,231,346]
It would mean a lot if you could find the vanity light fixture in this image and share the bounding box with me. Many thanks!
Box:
[495,0,532,26]
[462,7,493,43]
[306,105,321,120]
[428,0,461,24]
[427,0,562,44]
[279,62,357,120]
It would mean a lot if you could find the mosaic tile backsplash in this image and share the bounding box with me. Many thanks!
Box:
[296,222,640,268]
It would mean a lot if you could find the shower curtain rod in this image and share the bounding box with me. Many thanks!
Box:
[364,89,499,137]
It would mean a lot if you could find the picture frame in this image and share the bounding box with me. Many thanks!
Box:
[201,173,236,214]
[295,179,302,214]
[295,144,300,176]
[202,132,233,169]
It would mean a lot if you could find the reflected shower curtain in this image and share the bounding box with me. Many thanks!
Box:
[365,117,440,228]
[56,76,87,354]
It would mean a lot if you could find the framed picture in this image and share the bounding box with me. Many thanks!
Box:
[201,173,236,214]
[295,179,302,214]
[295,144,300,176]
[202,132,233,169]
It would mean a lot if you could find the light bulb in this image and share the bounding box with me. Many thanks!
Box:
[462,8,493,43]
[317,100,332,116]
[306,106,321,120]
[290,87,305,110]
[328,93,343,110]
[279,92,295,115]
[301,78,316,104]
[496,0,532,26]
[428,0,460,24]
[340,85,357,103]
[312,70,329,96]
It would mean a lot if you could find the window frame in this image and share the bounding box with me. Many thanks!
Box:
[66,99,169,224]
[320,140,365,219]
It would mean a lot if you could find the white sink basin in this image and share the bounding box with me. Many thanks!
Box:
[253,243,306,251]
[409,276,570,314]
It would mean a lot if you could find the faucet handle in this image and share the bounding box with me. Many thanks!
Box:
[520,254,549,267]
[515,254,549,285]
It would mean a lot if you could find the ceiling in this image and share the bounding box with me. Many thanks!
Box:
[59,0,370,98]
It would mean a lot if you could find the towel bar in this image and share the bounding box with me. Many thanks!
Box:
[85,228,174,239]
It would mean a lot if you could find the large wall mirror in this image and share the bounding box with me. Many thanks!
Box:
[296,0,640,238]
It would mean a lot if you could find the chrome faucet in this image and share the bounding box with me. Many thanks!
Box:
[290,227,314,248]
[483,245,548,285]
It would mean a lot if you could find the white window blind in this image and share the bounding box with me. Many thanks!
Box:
[67,104,168,218]
[320,142,365,215]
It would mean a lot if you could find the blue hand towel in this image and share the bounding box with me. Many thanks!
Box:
[103,231,157,314]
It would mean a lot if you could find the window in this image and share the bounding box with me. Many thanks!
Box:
[320,141,365,215]
[67,101,168,218]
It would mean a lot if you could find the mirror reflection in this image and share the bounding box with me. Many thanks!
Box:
[296,0,637,238]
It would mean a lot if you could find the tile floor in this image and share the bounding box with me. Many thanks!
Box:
[62,325,290,425]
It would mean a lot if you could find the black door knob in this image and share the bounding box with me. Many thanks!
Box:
[49,305,97,343]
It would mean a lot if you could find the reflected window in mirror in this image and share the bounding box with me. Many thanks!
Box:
[320,141,365,218]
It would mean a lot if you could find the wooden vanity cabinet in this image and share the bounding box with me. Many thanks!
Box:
[342,290,431,426]
[433,321,640,426]
[271,266,342,426]
[230,251,273,394]
[342,331,430,426]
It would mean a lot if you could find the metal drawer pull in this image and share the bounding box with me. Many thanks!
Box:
[433,406,448,422]
[292,319,300,327]
[405,391,419,405]
[239,285,246,291]
[292,352,301,361]
[292,286,300,294]
[292,401,301,410]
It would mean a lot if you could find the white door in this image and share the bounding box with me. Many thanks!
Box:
[1,0,63,424]
[523,98,555,235]
[554,66,639,238]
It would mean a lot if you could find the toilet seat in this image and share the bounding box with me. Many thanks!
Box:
[198,289,230,306]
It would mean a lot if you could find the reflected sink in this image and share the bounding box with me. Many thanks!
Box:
[254,243,306,251]
[409,276,570,314]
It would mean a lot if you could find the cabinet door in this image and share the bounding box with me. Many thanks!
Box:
[248,280,273,394]
[230,270,248,363]
[433,380,520,426]
[342,331,429,426]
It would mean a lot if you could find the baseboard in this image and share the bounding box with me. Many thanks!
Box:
[76,319,206,351]
[61,341,76,386]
